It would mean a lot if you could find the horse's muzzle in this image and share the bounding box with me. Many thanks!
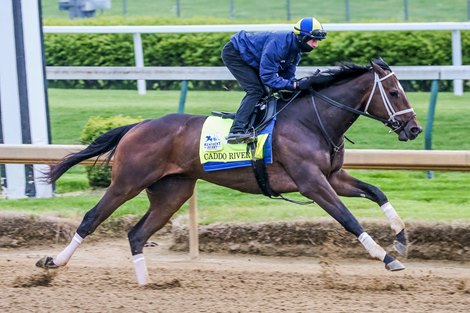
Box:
[398,122,422,141]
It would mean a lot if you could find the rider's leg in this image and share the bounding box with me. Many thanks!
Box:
[230,86,264,134]
[221,41,265,142]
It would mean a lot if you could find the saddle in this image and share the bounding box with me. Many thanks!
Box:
[210,91,296,198]
[211,90,296,136]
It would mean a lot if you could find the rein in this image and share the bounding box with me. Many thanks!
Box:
[311,95,344,153]
[253,90,302,133]
[311,90,391,125]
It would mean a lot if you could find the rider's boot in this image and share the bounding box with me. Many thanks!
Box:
[226,124,252,144]
[226,100,255,144]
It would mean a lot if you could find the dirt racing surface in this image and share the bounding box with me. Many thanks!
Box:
[1,237,469,313]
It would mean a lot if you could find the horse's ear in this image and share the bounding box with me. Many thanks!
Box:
[370,57,391,72]
[370,59,386,75]
[371,57,385,64]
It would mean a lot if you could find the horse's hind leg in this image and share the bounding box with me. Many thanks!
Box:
[127,175,196,285]
[36,183,144,269]
[329,169,407,256]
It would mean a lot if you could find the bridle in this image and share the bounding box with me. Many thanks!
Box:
[311,69,416,134]
[363,71,415,132]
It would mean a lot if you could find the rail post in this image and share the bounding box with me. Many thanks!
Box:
[132,33,146,95]
[230,0,234,19]
[404,0,409,21]
[189,190,199,259]
[176,82,198,258]
[425,79,439,179]
[178,80,189,113]
[286,0,291,21]
[451,30,463,96]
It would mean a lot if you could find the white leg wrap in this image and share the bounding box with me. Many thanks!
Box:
[132,254,149,286]
[358,232,386,261]
[381,202,405,234]
[53,233,83,266]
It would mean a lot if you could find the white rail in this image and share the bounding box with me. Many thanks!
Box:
[43,22,470,95]
[1,145,469,171]
[45,65,470,81]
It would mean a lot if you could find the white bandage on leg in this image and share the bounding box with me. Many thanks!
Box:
[132,254,149,286]
[381,202,405,234]
[53,233,83,266]
[358,232,386,261]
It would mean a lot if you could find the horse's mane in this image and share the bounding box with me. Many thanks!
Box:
[309,58,391,90]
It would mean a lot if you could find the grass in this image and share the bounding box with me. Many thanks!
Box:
[196,170,470,223]
[41,0,470,22]
[0,88,468,224]
[2,171,469,224]
[48,88,470,150]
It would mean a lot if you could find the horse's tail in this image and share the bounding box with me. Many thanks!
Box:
[47,123,140,183]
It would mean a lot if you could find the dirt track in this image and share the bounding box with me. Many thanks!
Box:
[1,238,469,313]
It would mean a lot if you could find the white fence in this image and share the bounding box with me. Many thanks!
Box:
[1,144,469,171]
[43,22,470,95]
[46,65,470,81]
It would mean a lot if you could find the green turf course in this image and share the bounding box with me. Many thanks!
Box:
[0,88,468,224]
[41,0,470,22]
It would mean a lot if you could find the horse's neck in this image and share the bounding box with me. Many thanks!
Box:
[318,75,371,138]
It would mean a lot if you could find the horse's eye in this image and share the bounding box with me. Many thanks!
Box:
[390,90,399,97]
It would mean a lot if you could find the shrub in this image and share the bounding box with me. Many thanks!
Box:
[44,17,470,91]
[81,115,143,187]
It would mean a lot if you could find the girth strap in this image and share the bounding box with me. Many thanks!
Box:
[248,142,279,197]
[248,142,315,205]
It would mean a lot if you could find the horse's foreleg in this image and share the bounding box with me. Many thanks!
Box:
[127,176,196,285]
[329,169,407,256]
[294,170,404,271]
[36,184,142,269]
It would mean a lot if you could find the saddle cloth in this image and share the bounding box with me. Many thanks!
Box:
[199,116,275,172]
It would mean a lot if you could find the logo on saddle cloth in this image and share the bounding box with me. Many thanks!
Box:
[199,116,275,172]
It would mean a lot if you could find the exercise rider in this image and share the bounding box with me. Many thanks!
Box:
[221,17,327,144]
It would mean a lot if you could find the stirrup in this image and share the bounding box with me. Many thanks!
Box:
[226,132,255,144]
[211,111,236,119]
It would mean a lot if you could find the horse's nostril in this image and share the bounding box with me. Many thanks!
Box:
[410,126,422,135]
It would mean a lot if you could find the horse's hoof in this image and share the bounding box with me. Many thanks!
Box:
[144,241,159,247]
[393,240,408,257]
[394,229,408,256]
[385,259,405,271]
[36,256,59,269]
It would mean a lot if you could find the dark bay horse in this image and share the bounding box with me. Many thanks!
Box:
[37,59,422,285]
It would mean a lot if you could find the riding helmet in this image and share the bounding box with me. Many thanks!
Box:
[293,17,327,52]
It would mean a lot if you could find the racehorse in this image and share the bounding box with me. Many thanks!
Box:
[36,59,422,285]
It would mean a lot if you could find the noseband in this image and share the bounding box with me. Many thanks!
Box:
[364,72,415,132]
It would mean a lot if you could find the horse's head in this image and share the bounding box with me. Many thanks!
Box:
[363,59,422,141]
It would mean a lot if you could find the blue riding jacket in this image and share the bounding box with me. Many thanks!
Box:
[230,31,301,90]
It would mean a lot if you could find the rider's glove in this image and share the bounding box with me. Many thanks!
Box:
[295,77,313,90]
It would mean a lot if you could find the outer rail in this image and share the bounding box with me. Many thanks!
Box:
[45,65,470,81]
[0,145,469,171]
